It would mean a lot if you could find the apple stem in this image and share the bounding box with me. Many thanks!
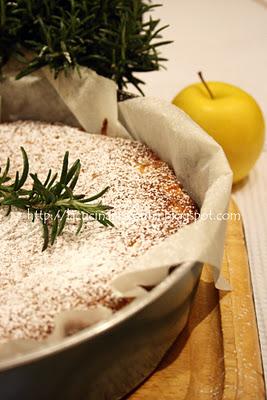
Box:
[198,71,214,99]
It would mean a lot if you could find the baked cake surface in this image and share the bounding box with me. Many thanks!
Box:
[0,121,198,343]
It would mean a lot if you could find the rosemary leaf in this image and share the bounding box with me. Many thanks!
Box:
[0,147,113,251]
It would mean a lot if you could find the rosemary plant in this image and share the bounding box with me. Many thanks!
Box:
[0,147,113,251]
[0,0,171,94]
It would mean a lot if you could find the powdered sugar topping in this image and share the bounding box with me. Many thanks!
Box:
[0,121,198,343]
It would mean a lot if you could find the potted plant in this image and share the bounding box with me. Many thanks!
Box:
[0,0,171,95]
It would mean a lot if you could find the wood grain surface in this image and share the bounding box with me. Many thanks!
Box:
[128,199,265,400]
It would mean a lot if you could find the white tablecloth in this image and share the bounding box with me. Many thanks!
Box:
[137,0,267,384]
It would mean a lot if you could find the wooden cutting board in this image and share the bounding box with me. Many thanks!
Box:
[128,199,266,400]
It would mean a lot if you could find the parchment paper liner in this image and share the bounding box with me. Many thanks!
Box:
[0,65,232,360]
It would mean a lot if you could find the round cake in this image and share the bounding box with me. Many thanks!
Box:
[0,121,198,343]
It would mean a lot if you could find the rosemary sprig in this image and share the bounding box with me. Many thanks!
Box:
[0,147,114,251]
[0,0,171,94]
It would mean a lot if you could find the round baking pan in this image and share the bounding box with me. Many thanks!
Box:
[0,92,204,399]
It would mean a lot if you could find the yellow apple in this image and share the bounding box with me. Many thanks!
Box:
[172,79,265,183]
